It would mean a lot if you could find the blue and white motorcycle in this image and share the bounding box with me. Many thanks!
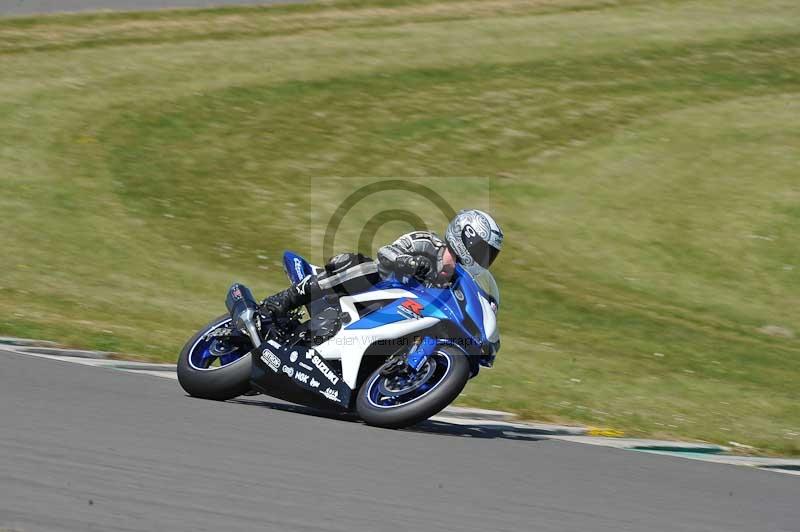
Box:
[177,251,501,428]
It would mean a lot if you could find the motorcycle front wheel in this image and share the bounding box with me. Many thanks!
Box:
[356,345,469,429]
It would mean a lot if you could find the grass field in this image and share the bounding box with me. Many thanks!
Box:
[1,0,799,454]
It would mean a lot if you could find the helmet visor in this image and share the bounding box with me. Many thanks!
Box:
[462,226,501,269]
[471,239,500,269]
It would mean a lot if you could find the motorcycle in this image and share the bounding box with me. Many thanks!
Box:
[177,251,501,428]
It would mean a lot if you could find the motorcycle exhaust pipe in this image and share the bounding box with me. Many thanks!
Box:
[225,283,262,348]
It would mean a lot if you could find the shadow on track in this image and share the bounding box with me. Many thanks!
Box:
[229,396,548,442]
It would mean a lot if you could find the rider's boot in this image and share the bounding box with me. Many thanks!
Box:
[260,275,322,319]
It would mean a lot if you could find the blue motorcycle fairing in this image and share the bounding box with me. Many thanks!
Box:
[344,279,450,330]
[344,265,495,363]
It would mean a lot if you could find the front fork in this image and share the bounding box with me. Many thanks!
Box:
[380,336,437,378]
[405,336,438,371]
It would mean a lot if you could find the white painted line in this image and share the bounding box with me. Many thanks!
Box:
[2,348,123,367]
[117,369,178,380]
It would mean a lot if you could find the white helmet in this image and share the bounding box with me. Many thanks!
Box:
[445,209,503,271]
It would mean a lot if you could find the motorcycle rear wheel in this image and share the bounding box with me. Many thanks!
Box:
[177,314,253,401]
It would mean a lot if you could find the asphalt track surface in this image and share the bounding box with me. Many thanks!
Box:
[1,349,799,532]
[0,0,302,16]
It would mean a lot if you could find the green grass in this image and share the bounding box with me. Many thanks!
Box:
[1,0,799,454]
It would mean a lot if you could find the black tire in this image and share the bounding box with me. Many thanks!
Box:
[177,314,253,401]
[356,345,470,429]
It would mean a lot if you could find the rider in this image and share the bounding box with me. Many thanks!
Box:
[260,209,503,319]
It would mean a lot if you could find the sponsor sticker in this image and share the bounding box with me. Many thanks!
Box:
[299,362,314,372]
[260,348,280,372]
[296,276,310,295]
[282,365,295,378]
[294,371,310,384]
[290,351,298,363]
[320,387,341,403]
[310,378,320,388]
[311,355,339,385]
[294,257,305,279]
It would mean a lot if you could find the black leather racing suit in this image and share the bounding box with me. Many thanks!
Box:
[261,231,448,316]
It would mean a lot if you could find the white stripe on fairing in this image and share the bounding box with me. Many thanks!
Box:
[350,289,417,302]
[316,262,378,289]
[338,289,417,326]
[316,316,440,389]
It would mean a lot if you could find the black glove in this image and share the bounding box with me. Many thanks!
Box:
[395,255,417,276]
[413,259,432,281]
[259,293,290,320]
[395,255,433,282]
